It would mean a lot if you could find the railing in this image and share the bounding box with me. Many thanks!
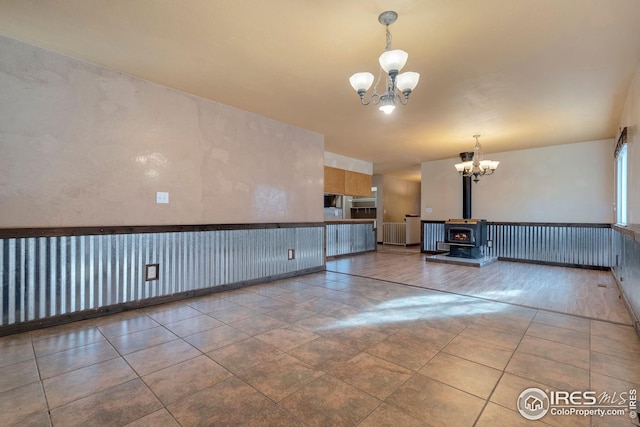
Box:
[325,221,376,257]
[382,222,406,245]
[422,220,611,268]
[0,223,325,332]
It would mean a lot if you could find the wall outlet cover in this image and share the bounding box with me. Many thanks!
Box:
[145,264,160,281]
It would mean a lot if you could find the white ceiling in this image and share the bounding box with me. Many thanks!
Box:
[1,0,639,181]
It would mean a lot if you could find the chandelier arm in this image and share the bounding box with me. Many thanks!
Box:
[358,91,382,106]
[372,69,384,95]
[396,91,410,105]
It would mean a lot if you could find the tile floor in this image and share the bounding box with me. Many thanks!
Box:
[1,269,639,426]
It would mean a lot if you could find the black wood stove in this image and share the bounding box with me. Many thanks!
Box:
[444,219,488,259]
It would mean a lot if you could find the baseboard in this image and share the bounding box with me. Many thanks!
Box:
[611,269,640,338]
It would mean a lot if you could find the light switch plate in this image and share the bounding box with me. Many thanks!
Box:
[156,192,169,204]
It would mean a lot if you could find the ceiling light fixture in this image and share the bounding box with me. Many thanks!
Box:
[349,11,420,115]
[454,135,500,183]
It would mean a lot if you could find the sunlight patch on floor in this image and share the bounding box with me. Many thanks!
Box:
[316,294,507,331]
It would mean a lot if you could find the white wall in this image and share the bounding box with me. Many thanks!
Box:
[324,152,373,175]
[0,36,324,227]
[421,139,614,223]
[619,60,640,225]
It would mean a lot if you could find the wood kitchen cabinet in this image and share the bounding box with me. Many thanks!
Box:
[324,167,372,197]
[324,166,345,194]
[345,170,372,197]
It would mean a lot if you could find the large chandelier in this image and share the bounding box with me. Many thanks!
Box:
[454,135,500,183]
[348,11,420,115]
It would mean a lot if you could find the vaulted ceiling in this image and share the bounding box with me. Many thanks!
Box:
[1,0,639,180]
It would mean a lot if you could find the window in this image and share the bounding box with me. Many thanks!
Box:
[616,143,627,224]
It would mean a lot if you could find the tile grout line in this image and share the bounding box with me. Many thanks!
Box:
[39,325,115,425]
[113,320,200,427]
[29,330,54,426]
[471,310,538,427]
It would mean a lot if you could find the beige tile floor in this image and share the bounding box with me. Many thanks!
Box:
[1,265,640,426]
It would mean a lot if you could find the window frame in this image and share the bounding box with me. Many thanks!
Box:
[615,137,628,225]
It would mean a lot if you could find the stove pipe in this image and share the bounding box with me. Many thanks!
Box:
[460,152,473,219]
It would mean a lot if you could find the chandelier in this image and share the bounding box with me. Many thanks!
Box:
[348,11,420,114]
[454,135,500,183]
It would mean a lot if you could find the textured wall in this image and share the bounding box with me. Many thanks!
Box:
[0,36,324,227]
[421,139,614,223]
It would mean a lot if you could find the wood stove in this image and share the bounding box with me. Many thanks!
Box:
[444,219,487,259]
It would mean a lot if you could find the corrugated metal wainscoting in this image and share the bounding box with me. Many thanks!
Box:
[422,222,445,252]
[0,225,324,329]
[325,221,376,257]
[421,221,611,268]
[612,227,640,326]
[486,223,611,268]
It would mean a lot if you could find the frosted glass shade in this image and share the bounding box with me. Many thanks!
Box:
[379,103,396,114]
[489,161,500,170]
[349,72,374,92]
[455,162,472,173]
[396,72,420,92]
[378,49,408,73]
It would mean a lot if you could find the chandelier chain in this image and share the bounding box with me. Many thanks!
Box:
[385,26,392,50]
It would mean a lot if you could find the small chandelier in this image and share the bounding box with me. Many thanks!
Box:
[454,135,500,183]
[349,11,420,115]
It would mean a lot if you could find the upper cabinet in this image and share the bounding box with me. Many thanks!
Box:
[345,170,372,197]
[324,166,345,195]
[324,166,372,197]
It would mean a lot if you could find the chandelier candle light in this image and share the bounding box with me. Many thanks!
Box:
[349,11,420,114]
[454,135,500,183]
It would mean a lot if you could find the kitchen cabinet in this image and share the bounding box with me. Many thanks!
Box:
[324,166,345,194]
[345,171,372,197]
[324,167,372,197]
